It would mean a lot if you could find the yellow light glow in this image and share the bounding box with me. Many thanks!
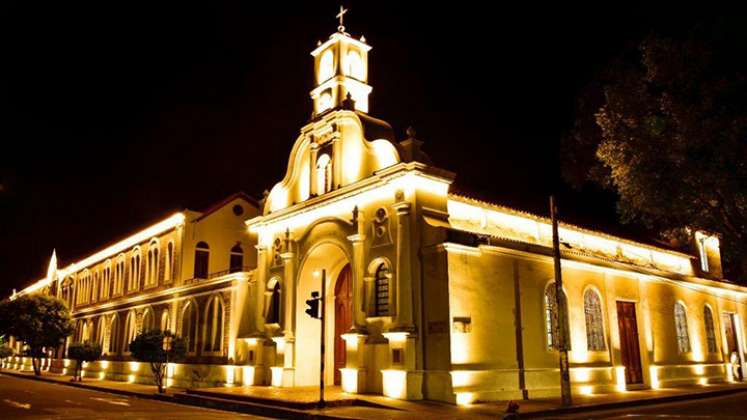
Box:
[579,385,594,395]
[450,333,469,364]
[62,368,67,375]
[128,374,136,384]
[650,366,661,390]
[371,140,398,169]
[381,369,407,399]
[573,367,592,383]
[698,378,708,386]
[615,366,627,392]
[244,338,258,346]
[447,196,694,276]
[100,360,109,370]
[242,366,255,386]
[272,337,286,353]
[250,169,450,237]
[693,364,705,376]
[456,392,475,406]
[270,367,283,387]
[340,368,358,393]
[450,370,474,388]
[129,361,140,372]
[13,213,185,298]
[99,372,105,380]
[224,365,235,386]
[382,332,408,343]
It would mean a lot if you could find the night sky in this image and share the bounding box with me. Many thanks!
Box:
[0,2,727,296]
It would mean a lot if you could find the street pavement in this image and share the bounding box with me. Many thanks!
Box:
[0,372,268,419]
[543,392,747,419]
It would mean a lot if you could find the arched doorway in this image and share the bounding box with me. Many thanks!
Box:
[295,241,352,386]
[334,264,352,385]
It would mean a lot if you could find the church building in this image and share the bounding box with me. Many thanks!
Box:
[7,16,747,405]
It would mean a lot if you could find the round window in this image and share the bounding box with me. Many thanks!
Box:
[232,204,244,216]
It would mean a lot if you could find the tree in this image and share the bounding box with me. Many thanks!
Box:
[563,19,747,280]
[129,330,186,393]
[67,341,102,382]
[0,295,74,375]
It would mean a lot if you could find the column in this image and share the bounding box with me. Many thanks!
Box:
[392,201,414,330]
[255,245,268,332]
[347,207,367,331]
[332,133,342,188]
[309,140,319,196]
[279,236,297,386]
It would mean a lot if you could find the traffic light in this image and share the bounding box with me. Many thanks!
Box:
[305,291,320,319]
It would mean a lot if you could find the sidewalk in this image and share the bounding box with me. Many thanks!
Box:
[3,368,747,419]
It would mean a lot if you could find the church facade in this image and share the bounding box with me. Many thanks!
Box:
[7,22,747,405]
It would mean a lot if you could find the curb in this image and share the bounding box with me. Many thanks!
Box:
[522,386,747,418]
[0,370,174,403]
[0,370,358,419]
[5,370,747,419]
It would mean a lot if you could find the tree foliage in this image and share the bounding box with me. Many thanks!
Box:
[0,294,74,375]
[68,341,102,382]
[129,329,186,393]
[563,19,747,279]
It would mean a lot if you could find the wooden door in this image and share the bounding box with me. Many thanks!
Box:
[724,313,738,355]
[617,301,643,385]
[334,264,352,385]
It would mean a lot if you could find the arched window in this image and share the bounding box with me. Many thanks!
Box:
[123,310,137,353]
[545,282,571,351]
[704,305,717,353]
[142,308,154,333]
[161,310,170,333]
[674,302,691,353]
[164,241,174,282]
[203,295,224,353]
[129,248,141,291]
[115,255,125,295]
[230,244,244,273]
[316,153,332,194]
[318,90,333,112]
[584,289,606,351]
[81,320,90,342]
[96,317,105,347]
[346,50,364,80]
[107,315,119,354]
[91,271,99,303]
[102,261,111,300]
[266,281,281,324]
[146,239,159,287]
[194,242,210,279]
[318,49,334,83]
[181,301,199,354]
[374,263,390,316]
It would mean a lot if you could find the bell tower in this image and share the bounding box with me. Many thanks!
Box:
[310,6,372,115]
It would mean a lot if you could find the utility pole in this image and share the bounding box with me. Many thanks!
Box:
[550,195,572,407]
[319,269,326,408]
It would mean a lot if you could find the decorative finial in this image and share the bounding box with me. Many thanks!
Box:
[406,126,416,138]
[342,92,356,110]
[351,205,359,224]
[360,35,366,43]
[317,40,322,47]
[336,5,348,33]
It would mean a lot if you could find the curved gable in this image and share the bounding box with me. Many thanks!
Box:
[264,110,400,214]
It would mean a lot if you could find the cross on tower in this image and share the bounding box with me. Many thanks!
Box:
[336,5,348,33]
